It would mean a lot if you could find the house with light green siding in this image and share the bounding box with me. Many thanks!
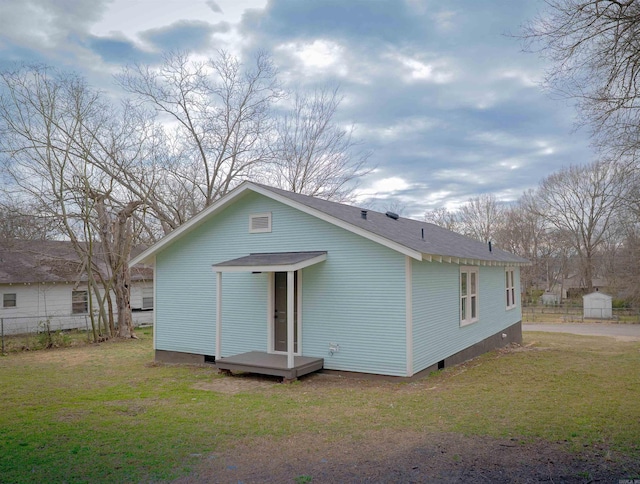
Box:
[131,181,528,379]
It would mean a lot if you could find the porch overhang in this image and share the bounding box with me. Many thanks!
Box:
[212,251,327,372]
[212,251,327,273]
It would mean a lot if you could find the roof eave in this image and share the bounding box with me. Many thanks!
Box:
[129,184,256,266]
[421,253,530,266]
[132,182,424,264]
[248,184,423,260]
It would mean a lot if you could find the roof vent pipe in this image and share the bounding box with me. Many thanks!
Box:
[488,241,492,252]
[421,228,424,240]
[361,210,367,220]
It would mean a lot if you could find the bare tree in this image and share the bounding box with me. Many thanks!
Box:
[117,50,282,228]
[423,207,460,232]
[612,221,640,304]
[531,160,626,293]
[0,64,146,339]
[522,0,640,158]
[0,196,60,240]
[457,194,504,243]
[494,192,570,302]
[263,86,372,202]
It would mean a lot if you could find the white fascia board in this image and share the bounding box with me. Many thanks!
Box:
[129,184,255,266]
[212,253,327,273]
[248,184,422,261]
[421,253,527,267]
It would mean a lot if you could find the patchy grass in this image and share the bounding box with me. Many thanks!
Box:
[0,328,94,353]
[0,332,639,482]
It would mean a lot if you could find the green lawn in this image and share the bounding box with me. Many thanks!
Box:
[1,331,639,482]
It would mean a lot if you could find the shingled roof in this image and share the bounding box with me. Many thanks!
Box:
[253,183,527,265]
[0,239,153,284]
[131,181,528,266]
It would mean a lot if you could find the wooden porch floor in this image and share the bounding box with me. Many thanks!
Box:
[215,351,324,381]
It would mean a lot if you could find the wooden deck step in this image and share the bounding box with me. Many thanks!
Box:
[215,351,324,381]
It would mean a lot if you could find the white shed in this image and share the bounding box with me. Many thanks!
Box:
[583,292,613,319]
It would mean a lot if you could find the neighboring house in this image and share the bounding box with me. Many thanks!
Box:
[0,239,153,334]
[131,182,528,379]
[561,275,609,300]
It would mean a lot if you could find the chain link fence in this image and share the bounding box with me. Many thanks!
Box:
[0,311,153,353]
[522,304,640,323]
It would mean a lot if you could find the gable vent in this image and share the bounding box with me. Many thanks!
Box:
[249,212,272,233]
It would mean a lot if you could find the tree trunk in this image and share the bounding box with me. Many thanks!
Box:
[92,194,141,339]
[115,263,135,338]
[104,288,116,336]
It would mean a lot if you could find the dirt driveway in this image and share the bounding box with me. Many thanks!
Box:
[524,322,640,341]
[176,430,635,483]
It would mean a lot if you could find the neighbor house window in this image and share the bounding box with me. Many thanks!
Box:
[506,268,516,310]
[142,287,154,309]
[72,290,88,314]
[249,212,272,233]
[460,267,479,326]
[3,293,16,308]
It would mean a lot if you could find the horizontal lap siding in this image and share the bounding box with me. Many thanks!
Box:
[302,245,406,376]
[156,192,407,375]
[411,262,458,373]
[411,262,522,374]
[1,283,72,319]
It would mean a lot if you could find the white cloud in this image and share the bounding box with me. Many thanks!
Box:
[392,53,455,84]
[534,139,555,156]
[360,116,441,142]
[354,176,412,201]
[431,9,458,31]
[497,158,522,170]
[470,130,524,148]
[496,69,540,88]
[276,39,348,78]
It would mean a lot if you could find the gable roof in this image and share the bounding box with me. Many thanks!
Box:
[0,239,152,285]
[131,181,528,266]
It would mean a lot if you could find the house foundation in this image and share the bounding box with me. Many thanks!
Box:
[154,321,522,380]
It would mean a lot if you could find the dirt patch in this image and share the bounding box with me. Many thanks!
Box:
[21,347,91,366]
[175,429,638,483]
[56,409,91,423]
[193,373,282,395]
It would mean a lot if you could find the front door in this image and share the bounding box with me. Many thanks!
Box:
[274,272,298,352]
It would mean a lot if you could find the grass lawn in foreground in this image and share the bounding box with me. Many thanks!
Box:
[0,331,638,482]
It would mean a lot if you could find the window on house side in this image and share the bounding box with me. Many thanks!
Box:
[460,267,479,326]
[506,268,516,310]
[72,290,88,314]
[142,287,154,309]
[3,293,16,308]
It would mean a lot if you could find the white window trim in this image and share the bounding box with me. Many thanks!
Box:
[506,268,517,310]
[142,287,154,310]
[72,290,88,315]
[249,212,272,233]
[460,266,479,327]
[3,293,17,309]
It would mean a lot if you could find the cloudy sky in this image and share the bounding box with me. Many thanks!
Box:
[0,0,593,217]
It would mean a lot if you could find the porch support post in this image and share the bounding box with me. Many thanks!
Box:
[216,271,222,360]
[287,270,295,369]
